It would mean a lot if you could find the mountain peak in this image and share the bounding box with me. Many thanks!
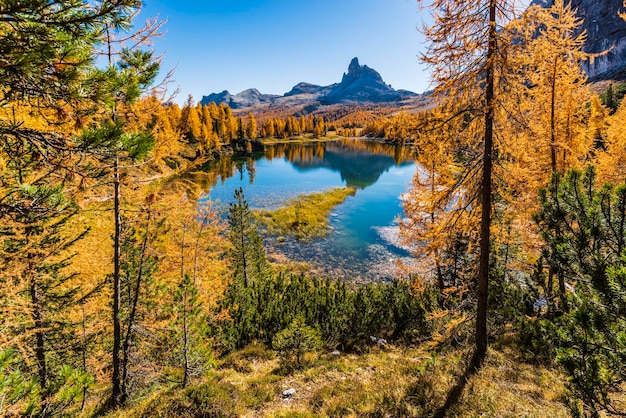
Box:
[348,57,360,75]
[200,57,418,109]
[341,57,384,85]
[284,82,323,97]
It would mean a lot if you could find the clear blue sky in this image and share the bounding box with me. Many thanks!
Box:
[138,0,430,104]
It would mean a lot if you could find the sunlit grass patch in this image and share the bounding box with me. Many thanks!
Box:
[255,187,356,241]
[220,341,276,373]
[239,374,281,410]
[449,347,570,418]
[108,378,239,418]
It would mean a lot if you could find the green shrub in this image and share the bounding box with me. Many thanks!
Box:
[217,273,431,352]
[272,316,322,369]
[534,167,626,415]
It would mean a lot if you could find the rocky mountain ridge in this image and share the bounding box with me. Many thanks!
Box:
[200,58,418,110]
[532,0,626,80]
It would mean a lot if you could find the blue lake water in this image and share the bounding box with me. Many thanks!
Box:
[200,139,418,282]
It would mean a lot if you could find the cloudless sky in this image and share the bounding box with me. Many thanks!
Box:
[138,0,431,104]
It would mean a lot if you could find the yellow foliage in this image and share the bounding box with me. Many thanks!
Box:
[597,98,626,183]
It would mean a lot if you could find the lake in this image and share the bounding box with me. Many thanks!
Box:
[200,139,418,282]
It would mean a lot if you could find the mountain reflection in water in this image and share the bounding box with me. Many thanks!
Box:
[199,139,418,282]
[289,140,413,189]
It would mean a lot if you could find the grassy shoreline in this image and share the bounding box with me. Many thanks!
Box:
[257,133,342,145]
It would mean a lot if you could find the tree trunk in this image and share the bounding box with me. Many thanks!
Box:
[111,153,122,407]
[547,267,554,312]
[81,299,88,411]
[182,287,190,388]
[240,210,249,287]
[550,56,558,173]
[431,160,445,307]
[180,224,186,282]
[192,215,207,286]
[558,271,569,313]
[474,0,496,368]
[436,261,445,308]
[120,208,152,403]
[29,265,47,390]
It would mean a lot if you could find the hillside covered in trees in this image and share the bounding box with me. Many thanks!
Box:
[2,1,626,417]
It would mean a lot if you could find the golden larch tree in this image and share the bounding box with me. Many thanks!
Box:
[246,112,258,139]
[597,99,626,183]
[418,0,524,365]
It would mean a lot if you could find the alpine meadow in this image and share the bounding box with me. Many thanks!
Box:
[3,1,626,417]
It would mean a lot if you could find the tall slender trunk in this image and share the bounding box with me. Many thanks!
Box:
[29,261,47,391]
[548,64,568,312]
[474,0,496,368]
[180,222,189,387]
[182,213,209,387]
[81,299,88,411]
[193,215,207,286]
[431,161,445,307]
[547,268,554,311]
[120,208,152,403]
[107,23,124,406]
[552,177,569,313]
[182,286,190,388]
[240,210,249,287]
[180,221,191,387]
[111,153,122,407]
[550,56,558,173]
[558,269,568,313]
[180,224,186,282]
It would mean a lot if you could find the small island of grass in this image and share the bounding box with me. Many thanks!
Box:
[255,187,356,241]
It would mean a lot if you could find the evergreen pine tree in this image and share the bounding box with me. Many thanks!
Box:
[272,315,322,369]
[227,188,267,287]
[535,166,626,415]
[169,273,214,388]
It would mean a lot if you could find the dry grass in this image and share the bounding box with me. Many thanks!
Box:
[105,340,571,418]
[447,348,569,417]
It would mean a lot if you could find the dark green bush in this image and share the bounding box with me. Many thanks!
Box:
[216,273,432,352]
[533,167,626,416]
[273,315,322,369]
